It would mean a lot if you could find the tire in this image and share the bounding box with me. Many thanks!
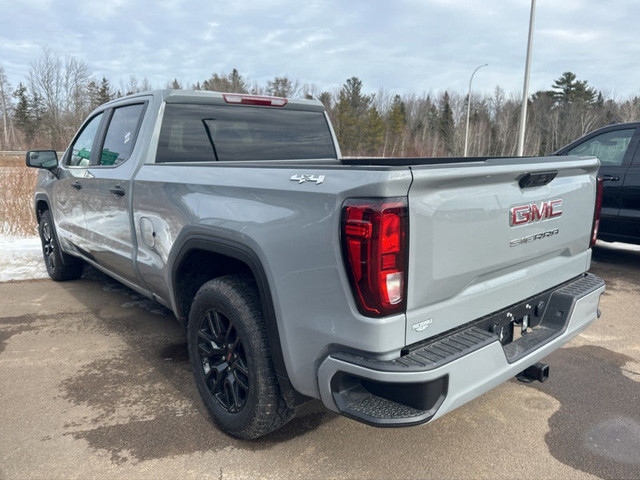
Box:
[187,275,294,439]
[38,210,83,281]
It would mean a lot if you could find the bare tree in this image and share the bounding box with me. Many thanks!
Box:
[121,75,153,96]
[64,56,92,127]
[0,65,17,149]
[28,48,64,147]
[27,48,92,149]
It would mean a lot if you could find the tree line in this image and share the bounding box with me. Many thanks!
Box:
[1,49,640,156]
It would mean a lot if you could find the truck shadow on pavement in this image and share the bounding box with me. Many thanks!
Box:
[58,267,337,465]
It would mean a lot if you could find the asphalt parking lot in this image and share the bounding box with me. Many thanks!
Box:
[1,243,639,480]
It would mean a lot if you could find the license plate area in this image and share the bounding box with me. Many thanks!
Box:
[474,290,554,347]
[490,313,530,346]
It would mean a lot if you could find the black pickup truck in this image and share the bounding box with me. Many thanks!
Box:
[556,122,640,245]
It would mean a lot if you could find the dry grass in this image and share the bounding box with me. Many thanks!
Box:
[0,153,25,167]
[0,154,39,236]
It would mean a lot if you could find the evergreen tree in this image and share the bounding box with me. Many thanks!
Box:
[318,92,333,110]
[387,95,407,155]
[267,76,295,97]
[227,69,247,93]
[339,77,371,117]
[335,77,371,154]
[438,91,455,154]
[203,69,248,93]
[86,77,112,110]
[530,90,556,155]
[98,77,112,103]
[388,95,407,135]
[13,83,42,146]
[87,80,99,107]
[552,72,597,105]
[363,106,385,155]
[426,97,439,132]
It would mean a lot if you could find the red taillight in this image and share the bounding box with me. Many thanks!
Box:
[222,93,287,107]
[590,177,604,248]
[341,198,408,317]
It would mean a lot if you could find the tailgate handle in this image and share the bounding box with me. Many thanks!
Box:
[518,171,557,189]
[602,175,620,182]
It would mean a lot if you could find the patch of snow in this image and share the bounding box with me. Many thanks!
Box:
[0,235,48,282]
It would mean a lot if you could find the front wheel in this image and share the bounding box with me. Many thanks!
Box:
[187,275,293,439]
[38,210,83,281]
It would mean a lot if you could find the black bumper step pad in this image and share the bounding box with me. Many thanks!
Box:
[333,326,496,373]
[335,273,604,371]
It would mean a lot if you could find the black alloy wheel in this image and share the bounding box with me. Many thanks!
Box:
[41,218,56,272]
[197,309,250,413]
[38,210,83,281]
[187,275,294,439]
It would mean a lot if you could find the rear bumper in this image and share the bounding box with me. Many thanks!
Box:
[317,273,605,427]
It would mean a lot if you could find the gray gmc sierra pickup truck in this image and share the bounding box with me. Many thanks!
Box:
[27,90,605,439]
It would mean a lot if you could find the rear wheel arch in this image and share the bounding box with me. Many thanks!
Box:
[169,230,298,404]
[187,274,294,438]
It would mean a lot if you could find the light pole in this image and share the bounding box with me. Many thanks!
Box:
[464,63,488,157]
[517,0,536,156]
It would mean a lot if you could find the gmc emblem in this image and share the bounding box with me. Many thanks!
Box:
[510,199,562,226]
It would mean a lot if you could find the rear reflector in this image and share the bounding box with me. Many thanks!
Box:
[223,94,287,107]
[341,198,408,317]
[590,177,604,248]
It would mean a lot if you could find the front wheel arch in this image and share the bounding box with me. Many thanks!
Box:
[34,194,51,224]
[38,210,83,281]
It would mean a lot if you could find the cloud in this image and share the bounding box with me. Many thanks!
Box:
[539,29,602,43]
[1,0,640,98]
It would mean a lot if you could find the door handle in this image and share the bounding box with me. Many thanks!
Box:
[109,185,126,197]
[72,180,82,190]
[601,175,620,182]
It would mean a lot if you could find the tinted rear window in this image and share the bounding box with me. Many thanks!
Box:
[156,104,336,163]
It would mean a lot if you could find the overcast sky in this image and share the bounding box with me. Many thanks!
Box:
[2,0,639,98]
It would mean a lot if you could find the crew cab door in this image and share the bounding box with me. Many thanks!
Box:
[560,126,639,239]
[53,112,106,254]
[81,102,146,284]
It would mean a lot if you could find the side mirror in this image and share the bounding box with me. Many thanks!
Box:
[26,150,59,170]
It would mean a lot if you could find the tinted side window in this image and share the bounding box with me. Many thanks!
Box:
[156,104,337,163]
[66,113,103,167]
[568,129,635,166]
[99,104,145,166]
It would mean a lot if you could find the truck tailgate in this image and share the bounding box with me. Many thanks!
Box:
[405,155,600,344]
